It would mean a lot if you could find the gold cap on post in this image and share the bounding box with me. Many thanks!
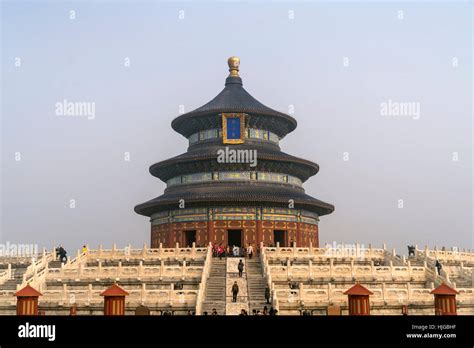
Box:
[227,56,240,77]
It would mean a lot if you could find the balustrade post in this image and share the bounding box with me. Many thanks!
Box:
[98,260,102,278]
[182,260,186,279]
[276,242,280,257]
[329,258,334,279]
[350,259,355,278]
[160,260,164,279]
[382,282,386,303]
[191,242,196,259]
[327,283,332,302]
[368,244,373,259]
[142,243,147,258]
[62,284,68,303]
[138,261,143,277]
[98,244,103,257]
[407,260,412,278]
[141,283,146,304]
[7,264,12,278]
[118,261,122,277]
[308,260,312,280]
[407,282,411,302]
[309,241,313,255]
[87,284,92,305]
[170,283,174,304]
[390,260,394,278]
[370,260,375,279]
[175,242,179,257]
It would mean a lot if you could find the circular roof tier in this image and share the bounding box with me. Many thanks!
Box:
[171,63,297,138]
[134,182,335,217]
[149,145,319,182]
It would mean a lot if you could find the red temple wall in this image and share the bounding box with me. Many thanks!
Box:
[151,220,318,248]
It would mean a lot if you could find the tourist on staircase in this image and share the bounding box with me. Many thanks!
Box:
[247,244,254,259]
[265,284,271,304]
[232,281,239,302]
[233,245,239,257]
[57,245,67,263]
[435,259,443,275]
[238,259,244,277]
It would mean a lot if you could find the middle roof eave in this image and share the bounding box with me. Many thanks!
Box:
[149,147,320,182]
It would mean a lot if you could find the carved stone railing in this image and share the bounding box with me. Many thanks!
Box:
[46,263,203,281]
[416,246,474,264]
[87,243,207,261]
[195,244,212,315]
[272,284,474,308]
[0,266,12,284]
[20,250,55,290]
[262,243,386,261]
[0,284,200,308]
[260,244,278,311]
[267,260,428,283]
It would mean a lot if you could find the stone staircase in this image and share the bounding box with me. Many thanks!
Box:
[48,260,63,269]
[1,267,28,291]
[246,257,268,313]
[201,258,226,315]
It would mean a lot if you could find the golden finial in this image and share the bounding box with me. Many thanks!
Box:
[227,56,240,77]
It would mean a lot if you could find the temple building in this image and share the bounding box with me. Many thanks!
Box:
[134,57,334,248]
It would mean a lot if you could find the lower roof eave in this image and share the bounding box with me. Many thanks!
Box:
[134,199,334,218]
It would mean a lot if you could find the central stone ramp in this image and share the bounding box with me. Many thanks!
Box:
[225,258,249,315]
[201,258,226,315]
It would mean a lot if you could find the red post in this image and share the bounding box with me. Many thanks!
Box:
[343,283,373,315]
[100,284,129,316]
[15,284,42,316]
[431,283,459,315]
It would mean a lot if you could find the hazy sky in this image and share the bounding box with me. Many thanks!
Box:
[1,1,472,256]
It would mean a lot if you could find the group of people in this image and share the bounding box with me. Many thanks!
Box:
[202,308,219,315]
[55,245,68,263]
[56,244,88,263]
[239,306,278,316]
[212,244,256,259]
